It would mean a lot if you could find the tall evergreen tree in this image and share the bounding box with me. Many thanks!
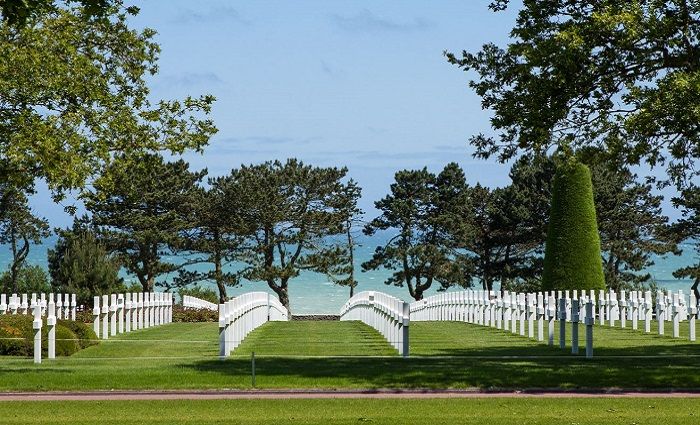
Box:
[83,154,205,292]
[542,159,605,291]
[363,163,471,301]
[48,219,123,306]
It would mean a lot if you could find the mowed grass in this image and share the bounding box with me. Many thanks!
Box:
[0,398,697,425]
[411,320,700,357]
[233,321,397,357]
[0,320,699,391]
[73,322,219,358]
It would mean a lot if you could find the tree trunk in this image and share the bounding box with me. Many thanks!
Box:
[692,278,699,301]
[269,279,290,312]
[213,230,227,303]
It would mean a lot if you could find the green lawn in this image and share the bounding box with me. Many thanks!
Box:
[0,398,697,425]
[233,321,397,356]
[0,320,698,391]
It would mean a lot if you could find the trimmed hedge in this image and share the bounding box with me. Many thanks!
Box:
[0,315,98,356]
[172,305,218,322]
[542,161,605,291]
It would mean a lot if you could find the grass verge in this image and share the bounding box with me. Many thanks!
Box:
[0,398,697,425]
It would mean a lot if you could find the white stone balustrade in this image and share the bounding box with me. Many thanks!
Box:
[183,295,218,311]
[219,292,289,358]
[342,291,409,357]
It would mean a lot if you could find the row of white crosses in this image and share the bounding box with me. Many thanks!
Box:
[411,290,596,356]
[566,289,697,341]
[31,293,76,364]
[91,292,174,340]
[219,292,289,358]
[0,293,76,320]
[183,295,218,311]
[340,291,410,357]
[410,288,699,357]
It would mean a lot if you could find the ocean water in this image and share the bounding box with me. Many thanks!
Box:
[1,234,696,313]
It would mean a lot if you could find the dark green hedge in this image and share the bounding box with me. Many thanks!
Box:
[172,305,218,322]
[542,161,605,291]
[0,315,98,356]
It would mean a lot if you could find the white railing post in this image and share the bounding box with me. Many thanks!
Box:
[47,294,56,360]
[558,297,566,350]
[71,294,77,321]
[547,295,555,346]
[631,290,639,330]
[219,302,227,358]
[63,293,70,320]
[585,301,594,358]
[110,294,117,336]
[51,294,58,318]
[537,292,544,342]
[689,292,697,342]
[32,302,42,364]
[101,294,109,340]
[619,290,627,328]
[571,299,579,355]
[401,301,410,357]
[92,296,100,338]
[117,294,124,334]
[672,291,680,338]
[657,290,665,335]
[125,293,132,333]
[644,291,652,333]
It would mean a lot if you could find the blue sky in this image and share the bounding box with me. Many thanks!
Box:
[30,0,681,226]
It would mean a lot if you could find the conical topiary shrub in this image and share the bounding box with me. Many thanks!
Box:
[542,160,605,291]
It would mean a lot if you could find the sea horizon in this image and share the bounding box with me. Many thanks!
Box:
[1,233,696,313]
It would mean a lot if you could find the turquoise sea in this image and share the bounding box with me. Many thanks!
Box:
[1,233,697,313]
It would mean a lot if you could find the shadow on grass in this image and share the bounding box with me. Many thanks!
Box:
[184,351,700,390]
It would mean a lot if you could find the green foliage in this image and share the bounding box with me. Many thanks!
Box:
[447,1,700,187]
[0,4,216,200]
[0,264,51,293]
[55,324,80,356]
[321,180,363,298]
[0,0,118,26]
[580,149,678,292]
[84,154,205,292]
[363,163,472,300]
[170,184,242,303]
[48,219,123,306]
[0,185,50,293]
[177,286,219,305]
[57,319,98,349]
[219,159,359,311]
[172,305,218,323]
[0,315,94,356]
[671,186,700,299]
[542,161,605,291]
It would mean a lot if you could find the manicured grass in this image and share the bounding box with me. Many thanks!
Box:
[0,320,699,391]
[73,322,218,358]
[233,321,397,357]
[0,398,697,424]
[411,320,700,357]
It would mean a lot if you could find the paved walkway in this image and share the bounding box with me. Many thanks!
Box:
[1,390,699,401]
